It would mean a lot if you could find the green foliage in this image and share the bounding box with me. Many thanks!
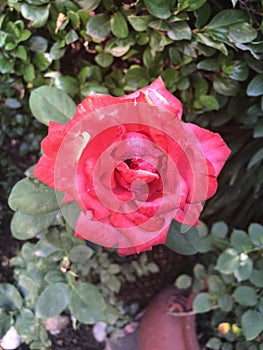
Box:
[166,220,200,255]
[29,86,76,125]
[175,221,263,348]
[3,167,160,347]
[8,177,60,214]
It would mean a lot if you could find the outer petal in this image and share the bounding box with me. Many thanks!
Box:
[41,122,66,159]
[174,202,204,226]
[187,123,231,177]
[117,228,168,255]
[121,77,183,119]
[34,155,55,188]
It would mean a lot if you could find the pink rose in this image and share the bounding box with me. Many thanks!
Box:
[34,77,231,255]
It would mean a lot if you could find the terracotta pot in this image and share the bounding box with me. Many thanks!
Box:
[138,286,199,350]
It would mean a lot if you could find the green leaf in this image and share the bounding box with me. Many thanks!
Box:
[45,271,65,284]
[233,286,257,306]
[247,74,263,97]
[5,98,21,109]
[110,11,128,39]
[167,21,192,41]
[32,52,52,71]
[196,33,227,55]
[81,83,109,96]
[29,86,76,125]
[14,45,27,60]
[195,3,211,28]
[193,263,206,279]
[18,275,39,302]
[211,221,228,238]
[165,220,199,255]
[0,310,12,338]
[216,248,240,274]
[213,77,240,96]
[28,35,48,52]
[15,309,35,340]
[95,53,113,68]
[148,19,169,31]
[127,15,152,32]
[65,30,78,45]
[150,31,173,51]
[69,282,106,323]
[11,210,55,240]
[197,58,220,72]
[200,95,219,110]
[68,245,94,263]
[23,63,35,82]
[193,292,213,313]
[21,4,49,28]
[0,57,14,74]
[23,0,49,4]
[144,0,172,19]
[35,238,62,258]
[68,11,80,28]
[54,76,79,96]
[36,283,69,318]
[187,0,206,11]
[86,14,111,40]
[107,275,121,293]
[105,38,134,57]
[206,337,222,350]
[207,9,248,29]
[230,61,249,81]
[175,274,192,289]
[230,229,252,253]
[241,310,263,340]
[0,31,7,48]
[143,47,162,74]
[229,22,257,44]
[248,223,263,247]
[0,284,23,311]
[208,275,224,294]
[19,29,31,42]
[234,254,253,282]
[50,41,66,60]
[8,178,59,215]
[78,0,101,11]
[250,270,263,288]
[218,294,233,312]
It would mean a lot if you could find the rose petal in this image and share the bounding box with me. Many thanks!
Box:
[41,122,66,159]
[116,162,159,184]
[121,77,183,119]
[187,123,231,177]
[174,202,204,226]
[117,227,168,255]
[34,155,55,188]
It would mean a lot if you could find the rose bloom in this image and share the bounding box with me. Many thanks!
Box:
[34,77,231,255]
